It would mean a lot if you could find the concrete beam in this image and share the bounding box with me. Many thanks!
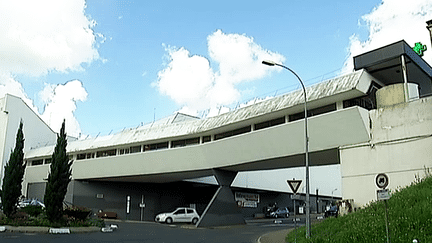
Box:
[196,169,245,227]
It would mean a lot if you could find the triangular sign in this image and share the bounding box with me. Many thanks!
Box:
[287,179,302,194]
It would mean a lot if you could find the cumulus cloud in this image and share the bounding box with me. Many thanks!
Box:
[39,80,88,137]
[0,73,38,112]
[343,0,432,73]
[0,0,100,76]
[0,0,101,136]
[154,30,285,116]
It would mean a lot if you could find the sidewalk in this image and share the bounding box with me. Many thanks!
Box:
[257,213,324,243]
[258,228,294,243]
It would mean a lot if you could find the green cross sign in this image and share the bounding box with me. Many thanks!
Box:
[413,42,427,56]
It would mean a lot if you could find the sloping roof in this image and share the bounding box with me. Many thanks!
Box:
[25,69,371,158]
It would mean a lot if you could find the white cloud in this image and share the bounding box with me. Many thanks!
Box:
[39,80,88,137]
[0,0,100,76]
[0,0,101,137]
[343,0,432,73]
[0,73,38,112]
[155,30,285,116]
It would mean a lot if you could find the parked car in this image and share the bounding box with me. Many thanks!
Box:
[155,207,200,224]
[324,205,338,218]
[269,207,290,218]
[18,199,45,208]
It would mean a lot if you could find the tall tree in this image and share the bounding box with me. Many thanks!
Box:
[44,120,73,223]
[1,121,26,218]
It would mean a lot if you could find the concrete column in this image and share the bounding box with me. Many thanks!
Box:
[336,101,344,110]
[196,169,245,227]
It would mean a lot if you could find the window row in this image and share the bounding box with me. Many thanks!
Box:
[28,102,343,166]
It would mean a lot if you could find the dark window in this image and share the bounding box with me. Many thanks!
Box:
[174,209,186,215]
[214,126,251,140]
[44,158,52,164]
[96,149,117,158]
[77,153,86,160]
[289,103,336,122]
[254,117,285,131]
[187,209,194,214]
[130,145,141,153]
[343,82,380,110]
[172,137,200,148]
[77,153,95,160]
[202,135,211,143]
[119,148,130,155]
[32,159,43,166]
[145,142,169,151]
[172,140,185,148]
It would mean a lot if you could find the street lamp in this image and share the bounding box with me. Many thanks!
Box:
[331,188,338,200]
[262,60,311,238]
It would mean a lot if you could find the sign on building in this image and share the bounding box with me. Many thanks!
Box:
[235,192,260,208]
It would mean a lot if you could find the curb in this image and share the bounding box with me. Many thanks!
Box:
[257,228,293,243]
[0,225,100,234]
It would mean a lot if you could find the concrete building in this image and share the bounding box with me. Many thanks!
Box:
[1,40,431,226]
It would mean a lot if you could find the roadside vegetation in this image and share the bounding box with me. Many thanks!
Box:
[286,169,432,242]
[0,205,104,228]
[1,121,26,218]
[0,120,103,228]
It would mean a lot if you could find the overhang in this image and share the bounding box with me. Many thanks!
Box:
[354,40,432,97]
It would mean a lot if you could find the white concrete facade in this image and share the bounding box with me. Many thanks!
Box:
[20,70,374,196]
[0,94,56,187]
[340,96,432,207]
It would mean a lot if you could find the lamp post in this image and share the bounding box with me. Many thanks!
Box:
[262,60,311,238]
[331,188,338,200]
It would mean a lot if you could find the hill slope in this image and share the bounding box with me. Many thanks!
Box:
[287,172,432,242]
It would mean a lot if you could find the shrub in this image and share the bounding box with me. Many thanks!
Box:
[20,205,44,217]
[64,206,91,220]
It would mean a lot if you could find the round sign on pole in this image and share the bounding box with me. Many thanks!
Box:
[376,173,389,189]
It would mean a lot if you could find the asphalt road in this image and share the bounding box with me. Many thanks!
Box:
[0,219,299,243]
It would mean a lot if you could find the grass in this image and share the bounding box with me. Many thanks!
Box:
[286,171,432,242]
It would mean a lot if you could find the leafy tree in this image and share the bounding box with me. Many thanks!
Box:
[1,121,26,218]
[44,120,73,223]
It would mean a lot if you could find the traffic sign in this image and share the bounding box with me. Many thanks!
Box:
[377,189,390,200]
[287,179,302,194]
[376,173,389,189]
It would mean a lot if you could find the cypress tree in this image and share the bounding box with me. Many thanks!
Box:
[44,120,73,223]
[1,121,26,218]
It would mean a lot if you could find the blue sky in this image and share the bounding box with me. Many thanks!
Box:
[1,0,432,137]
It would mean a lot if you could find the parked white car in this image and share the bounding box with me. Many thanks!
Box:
[18,199,45,208]
[155,207,200,224]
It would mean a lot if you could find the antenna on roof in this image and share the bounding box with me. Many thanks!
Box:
[153,108,156,122]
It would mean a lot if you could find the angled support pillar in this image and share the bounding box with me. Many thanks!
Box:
[196,169,245,227]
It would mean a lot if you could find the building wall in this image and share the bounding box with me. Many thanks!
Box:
[0,97,8,185]
[0,94,56,187]
[340,96,432,207]
[23,106,369,187]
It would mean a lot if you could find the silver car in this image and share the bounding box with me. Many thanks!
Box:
[155,207,200,224]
